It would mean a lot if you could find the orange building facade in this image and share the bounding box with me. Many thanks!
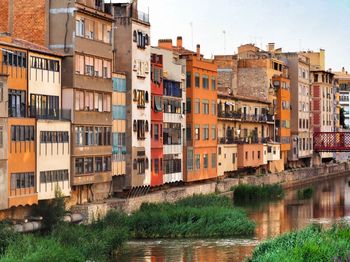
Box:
[0,37,38,209]
[273,75,291,165]
[158,38,218,182]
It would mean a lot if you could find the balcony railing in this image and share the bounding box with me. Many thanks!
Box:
[29,109,71,121]
[138,11,149,23]
[218,136,273,145]
[218,111,274,123]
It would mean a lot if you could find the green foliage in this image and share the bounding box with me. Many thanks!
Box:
[0,221,18,255]
[297,187,314,200]
[232,184,284,204]
[129,194,255,238]
[248,223,350,262]
[33,187,66,231]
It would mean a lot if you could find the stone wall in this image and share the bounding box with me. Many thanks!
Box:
[71,161,350,223]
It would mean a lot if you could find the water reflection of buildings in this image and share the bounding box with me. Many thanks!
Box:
[117,176,350,262]
[250,176,350,240]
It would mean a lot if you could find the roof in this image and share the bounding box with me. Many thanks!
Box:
[0,36,63,57]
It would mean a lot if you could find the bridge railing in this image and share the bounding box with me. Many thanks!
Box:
[314,132,350,152]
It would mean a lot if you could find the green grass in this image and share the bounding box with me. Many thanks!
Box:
[232,184,284,203]
[248,223,350,262]
[129,194,255,238]
[0,194,256,261]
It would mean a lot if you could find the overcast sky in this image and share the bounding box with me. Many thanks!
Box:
[136,0,350,71]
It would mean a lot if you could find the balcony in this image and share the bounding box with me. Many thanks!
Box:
[217,111,274,123]
[218,136,273,145]
[29,109,71,121]
[137,10,150,23]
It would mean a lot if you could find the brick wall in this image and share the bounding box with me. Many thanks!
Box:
[12,0,47,46]
[0,0,9,33]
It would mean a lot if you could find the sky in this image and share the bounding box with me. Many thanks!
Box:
[136,0,350,71]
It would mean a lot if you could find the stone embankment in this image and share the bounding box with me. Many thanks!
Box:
[71,161,350,223]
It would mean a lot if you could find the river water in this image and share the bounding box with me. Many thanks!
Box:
[116,174,350,262]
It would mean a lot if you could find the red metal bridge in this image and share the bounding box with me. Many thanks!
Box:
[314,132,350,152]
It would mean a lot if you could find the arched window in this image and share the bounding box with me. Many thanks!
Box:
[133,120,137,132]
[133,30,137,42]
[145,91,149,103]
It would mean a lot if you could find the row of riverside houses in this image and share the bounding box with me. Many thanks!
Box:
[0,0,340,218]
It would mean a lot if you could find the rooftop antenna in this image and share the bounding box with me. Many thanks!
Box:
[190,22,194,50]
[223,30,226,55]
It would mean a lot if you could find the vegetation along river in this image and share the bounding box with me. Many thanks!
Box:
[116,174,350,261]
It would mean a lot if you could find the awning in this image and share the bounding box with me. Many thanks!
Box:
[154,96,162,112]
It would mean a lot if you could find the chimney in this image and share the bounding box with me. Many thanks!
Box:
[196,44,201,58]
[267,43,275,52]
[158,39,173,50]
[176,36,182,48]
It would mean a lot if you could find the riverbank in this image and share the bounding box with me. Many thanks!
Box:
[0,195,254,261]
[248,223,350,262]
[72,161,350,223]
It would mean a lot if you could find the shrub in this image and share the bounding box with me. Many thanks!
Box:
[0,221,18,255]
[248,223,350,262]
[232,184,284,203]
[129,194,255,238]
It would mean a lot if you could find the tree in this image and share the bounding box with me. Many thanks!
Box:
[33,187,66,231]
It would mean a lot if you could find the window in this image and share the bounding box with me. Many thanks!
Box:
[186,73,191,88]
[195,125,200,140]
[163,123,181,145]
[112,105,126,120]
[186,98,191,114]
[136,120,146,140]
[8,89,26,117]
[95,157,103,172]
[0,126,3,148]
[0,82,3,102]
[30,94,59,119]
[203,154,208,168]
[75,90,84,111]
[186,124,192,141]
[2,50,26,68]
[211,77,216,90]
[135,90,146,108]
[202,75,209,89]
[232,153,236,164]
[163,158,181,174]
[85,19,94,39]
[195,73,200,88]
[211,100,216,115]
[41,131,69,143]
[75,127,84,146]
[163,80,181,97]
[103,60,111,78]
[85,56,94,76]
[103,94,111,112]
[76,18,85,37]
[95,127,103,146]
[211,153,217,168]
[202,99,209,114]
[75,158,84,174]
[104,127,111,145]
[84,157,93,173]
[11,126,34,142]
[187,148,193,171]
[195,154,200,170]
[103,156,111,171]
[135,30,148,49]
[203,125,209,140]
[154,124,159,140]
[212,125,216,140]
[113,77,127,92]
[195,99,200,114]
[10,173,35,190]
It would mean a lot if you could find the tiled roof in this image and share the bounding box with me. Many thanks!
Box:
[0,37,63,57]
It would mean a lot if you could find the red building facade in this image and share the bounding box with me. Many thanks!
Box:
[150,54,164,186]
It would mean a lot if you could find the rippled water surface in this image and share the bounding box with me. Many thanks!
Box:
[116,175,350,262]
